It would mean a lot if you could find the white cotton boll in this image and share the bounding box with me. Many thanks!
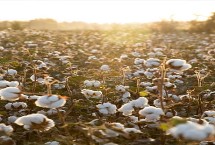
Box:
[180,63,192,71]
[166,59,186,67]
[153,48,163,52]
[144,58,160,68]
[6,69,17,75]
[99,108,109,115]
[118,103,134,116]
[174,79,184,84]
[120,54,128,60]
[24,125,30,130]
[15,114,55,131]
[131,97,148,108]
[50,99,66,108]
[92,81,101,87]
[146,86,157,92]
[8,81,19,87]
[100,65,110,71]
[35,95,66,109]
[131,52,141,57]
[139,106,164,117]
[153,99,166,108]
[202,111,215,117]
[0,123,13,135]
[115,85,129,92]
[124,128,142,133]
[48,95,59,102]
[46,109,57,116]
[37,110,47,115]
[145,114,162,122]
[134,58,145,65]
[8,116,17,123]
[45,141,60,145]
[129,116,139,123]
[204,117,215,125]
[84,80,92,87]
[0,80,9,88]
[5,103,12,110]
[167,121,215,141]
[147,52,156,57]
[96,102,117,115]
[140,82,152,87]
[29,95,41,100]
[122,91,131,99]
[0,87,21,101]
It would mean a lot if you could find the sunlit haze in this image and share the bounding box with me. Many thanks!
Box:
[0,0,215,23]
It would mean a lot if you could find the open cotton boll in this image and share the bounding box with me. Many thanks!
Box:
[153,99,167,108]
[118,103,134,116]
[81,89,102,99]
[115,85,129,92]
[8,81,19,87]
[96,102,117,115]
[0,80,9,88]
[84,80,92,87]
[166,59,192,71]
[130,97,148,108]
[167,121,215,141]
[144,58,160,68]
[204,117,215,125]
[8,116,18,124]
[122,91,131,102]
[0,123,13,135]
[166,59,186,67]
[84,80,101,87]
[35,95,66,108]
[0,87,21,101]
[139,106,164,122]
[123,128,142,133]
[5,102,27,110]
[202,111,215,117]
[5,69,17,75]
[100,65,110,71]
[15,113,55,131]
[134,58,145,65]
[45,141,60,145]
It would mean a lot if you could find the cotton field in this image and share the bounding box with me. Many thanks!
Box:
[0,29,214,145]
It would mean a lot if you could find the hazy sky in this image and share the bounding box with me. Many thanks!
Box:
[0,0,214,23]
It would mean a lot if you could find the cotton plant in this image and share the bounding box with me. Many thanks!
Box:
[0,87,22,101]
[96,102,117,115]
[202,110,215,125]
[5,69,17,76]
[118,97,148,116]
[0,80,19,88]
[144,58,161,68]
[167,121,215,141]
[35,95,67,109]
[139,106,164,122]
[0,123,13,135]
[115,85,129,93]
[15,113,55,132]
[84,80,101,88]
[45,141,60,145]
[5,102,27,110]
[166,59,192,72]
[81,89,102,99]
[7,116,18,124]
[100,65,110,71]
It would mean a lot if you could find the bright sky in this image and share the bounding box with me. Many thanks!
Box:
[0,0,214,23]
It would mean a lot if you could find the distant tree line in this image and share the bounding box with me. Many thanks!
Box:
[0,13,215,33]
